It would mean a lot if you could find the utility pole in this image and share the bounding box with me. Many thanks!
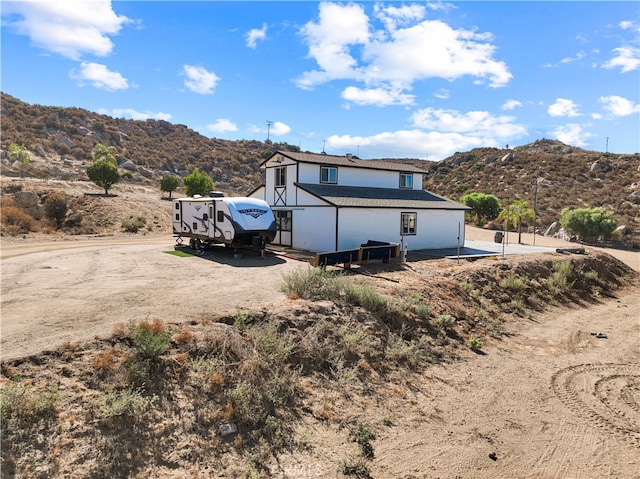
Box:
[605,137,609,154]
[266,120,273,142]
[322,140,326,154]
[532,179,539,246]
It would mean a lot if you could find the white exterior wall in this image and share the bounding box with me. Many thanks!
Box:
[291,207,337,252]
[263,161,297,206]
[297,163,422,189]
[336,208,466,251]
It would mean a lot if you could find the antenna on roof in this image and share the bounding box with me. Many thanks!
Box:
[322,140,326,155]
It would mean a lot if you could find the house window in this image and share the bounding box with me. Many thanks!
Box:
[275,166,286,187]
[401,212,417,235]
[320,166,337,184]
[400,173,413,189]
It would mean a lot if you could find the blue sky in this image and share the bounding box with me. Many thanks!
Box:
[2,1,639,160]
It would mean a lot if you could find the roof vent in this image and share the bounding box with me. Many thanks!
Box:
[346,153,353,160]
[209,191,225,197]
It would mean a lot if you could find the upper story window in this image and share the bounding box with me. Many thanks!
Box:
[320,166,337,184]
[400,173,413,189]
[275,166,286,187]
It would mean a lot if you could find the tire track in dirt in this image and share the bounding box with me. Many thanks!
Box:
[551,363,640,448]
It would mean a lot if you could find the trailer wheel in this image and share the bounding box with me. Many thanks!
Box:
[189,238,196,250]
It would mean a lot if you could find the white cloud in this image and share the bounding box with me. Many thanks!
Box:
[327,130,486,161]
[434,88,449,99]
[598,95,640,116]
[271,121,291,136]
[183,65,219,94]
[502,99,522,111]
[206,119,238,133]
[548,98,580,117]
[246,23,267,49]
[602,46,640,72]
[295,3,511,104]
[619,20,635,30]
[373,3,426,32]
[410,107,527,139]
[2,0,130,60]
[100,108,171,121]
[560,51,586,64]
[341,86,415,106]
[69,62,129,91]
[550,123,593,147]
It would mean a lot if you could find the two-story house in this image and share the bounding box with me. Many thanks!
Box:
[250,150,469,253]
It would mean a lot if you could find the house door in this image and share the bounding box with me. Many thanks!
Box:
[274,210,292,246]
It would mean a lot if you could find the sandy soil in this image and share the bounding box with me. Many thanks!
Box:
[1,226,639,478]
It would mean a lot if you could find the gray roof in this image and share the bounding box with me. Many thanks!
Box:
[264,150,428,174]
[296,183,469,210]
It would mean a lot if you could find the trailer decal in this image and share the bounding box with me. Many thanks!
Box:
[238,208,268,219]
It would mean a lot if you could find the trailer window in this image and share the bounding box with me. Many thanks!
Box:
[175,203,179,210]
[217,211,224,223]
[193,222,198,231]
[203,213,208,221]
[175,214,180,221]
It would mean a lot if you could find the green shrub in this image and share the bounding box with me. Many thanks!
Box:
[465,336,483,351]
[546,260,575,294]
[499,274,527,293]
[437,314,456,329]
[122,215,146,233]
[344,282,387,312]
[99,387,157,419]
[128,319,172,360]
[280,267,343,300]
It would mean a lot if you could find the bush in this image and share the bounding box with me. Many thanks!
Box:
[43,192,68,228]
[437,314,456,329]
[99,387,157,419]
[122,215,146,233]
[499,274,527,293]
[0,204,38,233]
[128,319,172,360]
[465,336,483,351]
[546,260,575,294]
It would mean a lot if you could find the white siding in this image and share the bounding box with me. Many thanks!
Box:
[297,163,422,189]
[291,207,336,252]
[336,208,466,251]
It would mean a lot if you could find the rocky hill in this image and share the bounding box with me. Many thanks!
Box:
[2,92,639,236]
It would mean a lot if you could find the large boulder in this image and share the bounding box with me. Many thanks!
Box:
[590,160,610,173]
[501,152,515,162]
[13,191,44,220]
[120,160,137,171]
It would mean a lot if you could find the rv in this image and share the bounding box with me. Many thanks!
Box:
[173,193,277,255]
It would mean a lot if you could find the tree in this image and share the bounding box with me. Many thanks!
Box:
[160,174,180,199]
[8,143,29,178]
[93,143,117,165]
[87,160,120,195]
[560,207,618,243]
[460,192,501,225]
[498,199,535,244]
[183,168,214,197]
[87,143,120,195]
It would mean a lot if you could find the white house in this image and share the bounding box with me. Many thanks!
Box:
[250,151,469,253]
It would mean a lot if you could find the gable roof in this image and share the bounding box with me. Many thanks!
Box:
[295,183,469,210]
[263,150,427,175]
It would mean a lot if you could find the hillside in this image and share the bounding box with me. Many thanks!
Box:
[1,92,639,236]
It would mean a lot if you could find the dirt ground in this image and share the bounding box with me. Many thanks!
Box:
[1,218,639,477]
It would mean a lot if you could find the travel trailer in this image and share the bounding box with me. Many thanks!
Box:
[172,193,277,255]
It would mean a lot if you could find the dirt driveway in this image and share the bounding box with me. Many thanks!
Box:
[0,235,307,361]
[1,228,638,362]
